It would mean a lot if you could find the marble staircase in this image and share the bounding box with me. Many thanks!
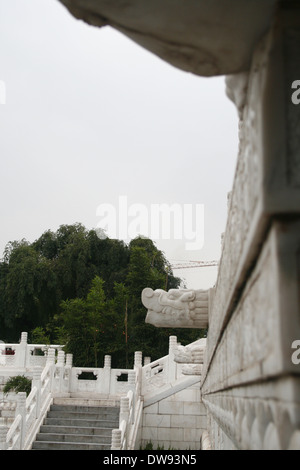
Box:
[32,398,120,450]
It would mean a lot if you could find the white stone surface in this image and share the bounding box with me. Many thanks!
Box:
[58,0,277,76]
[142,287,208,328]
[141,385,206,450]
[201,5,300,449]
[174,338,206,364]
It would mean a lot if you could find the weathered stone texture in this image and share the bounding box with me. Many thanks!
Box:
[58,0,277,76]
[204,7,300,381]
[203,219,300,393]
[201,4,300,449]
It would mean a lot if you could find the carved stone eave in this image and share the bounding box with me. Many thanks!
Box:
[58,0,278,77]
[142,287,209,329]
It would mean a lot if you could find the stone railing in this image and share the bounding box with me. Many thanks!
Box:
[0,332,63,371]
[0,336,145,450]
[0,333,204,450]
[141,336,178,397]
[1,351,56,450]
[111,374,136,450]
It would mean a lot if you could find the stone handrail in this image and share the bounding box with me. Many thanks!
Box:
[2,362,54,450]
[5,413,22,450]
[0,332,63,370]
[0,332,195,450]
[111,376,137,450]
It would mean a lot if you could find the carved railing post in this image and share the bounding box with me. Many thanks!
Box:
[16,392,27,450]
[168,336,177,381]
[15,332,28,369]
[47,348,55,365]
[134,351,142,397]
[47,348,56,392]
[120,396,130,425]
[119,396,130,447]
[144,357,151,366]
[32,367,42,418]
[65,354,73,367]
[103,355,111,395]
[57,350,64,367]
[55,350,65,394]
[63,354,73,394]
[128,370,136,423]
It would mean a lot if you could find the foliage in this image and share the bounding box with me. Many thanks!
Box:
[0,224,204,368]
[3,375,32,396]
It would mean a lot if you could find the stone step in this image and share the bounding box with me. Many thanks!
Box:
[32,441,110,450]
[35,432,112,444]
[47,409,119,420]
[50,404,120,415]
[53,396,120,407]
[39,424,114,437]
[43,417,118,428]
[32,400,121,450]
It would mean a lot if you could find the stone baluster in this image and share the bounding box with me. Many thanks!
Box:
[111,429,122,450]
[128,370,135,390]
[144,356,151,366]
[63,354,73,395]
[46,348,55,365]
[119,396,130,446]
[57,350,65,366]
[16,392,27,450]
[168,336,177,382]
[46,348,56,393]
[134,351,142,368]
[15,332,28,369]
[0,426,8,450]
[128,370,136,423]
[56,351,65,394]
[104,355,111,368]
[120,396,130,424]
[103,355,111,395]
[134,351,142,397]
[32,367,42,418]
[66,354,73,368]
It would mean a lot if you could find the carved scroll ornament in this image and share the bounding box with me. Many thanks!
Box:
[174,338,207,364]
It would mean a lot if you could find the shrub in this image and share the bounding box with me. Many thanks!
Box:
[3,375,32,396]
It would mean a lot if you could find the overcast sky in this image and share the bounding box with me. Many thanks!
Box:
[0,0,239,289]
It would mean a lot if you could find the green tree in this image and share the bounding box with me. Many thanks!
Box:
[0,224,203,365]
[1,242,57,338]
[59,276,123,367]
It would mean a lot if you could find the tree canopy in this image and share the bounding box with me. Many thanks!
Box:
[0,224,204,367]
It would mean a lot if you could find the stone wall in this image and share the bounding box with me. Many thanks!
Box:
[140,383,207,450]
[201,4,300,450]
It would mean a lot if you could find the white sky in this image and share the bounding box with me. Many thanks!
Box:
[0,0,239,289]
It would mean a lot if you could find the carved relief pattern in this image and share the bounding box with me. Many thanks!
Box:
[206,59,263,366]
[142,287,209,329]
[202,229,277,395]
[203,380,300,450]
[174,339,206,364]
